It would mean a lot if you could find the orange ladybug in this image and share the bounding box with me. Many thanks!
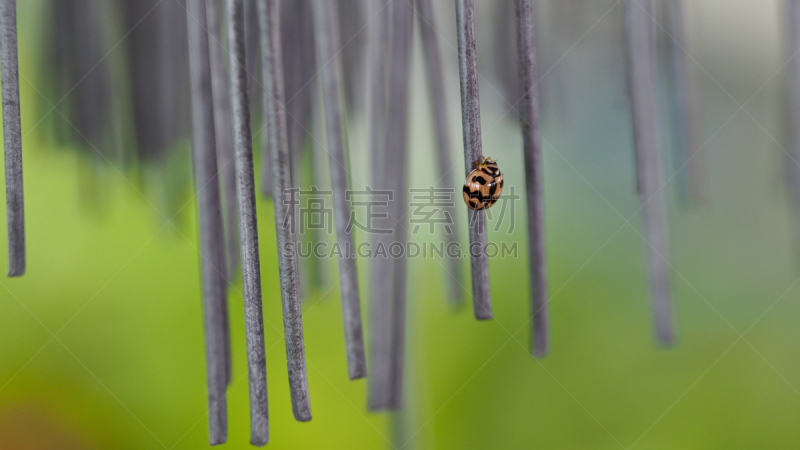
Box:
[463,156,503,210]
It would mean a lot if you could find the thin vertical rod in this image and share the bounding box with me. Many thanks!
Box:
[515,0,549,358]
[369,0,414,411]
[387,0,413,410]
[366,0,393,410]
[623,0,674,346]
[455,0,492,320]
[416,0,463,307]
[204,0,234,387]
[788,1,800,252]
[666,0,705,205]
[367,0,389,189]
[258,0,313,422]
[226,0,270,444]
[206,0,241,285]
[366,0,391,394]
[1,0,24,277]
[311,0,368,380]
[186,1,228,444]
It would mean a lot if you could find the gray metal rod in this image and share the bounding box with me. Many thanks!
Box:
[515,0,549,358]
[366,1,391,398]
[186,0,229,444]
[387,0,413,409]
[366,0,393,411]
[623,0,675,346]
[666,0,705,205]
[205,0,241,288]
[204,0,234,387]
[455,0,492,320]
[1,0,24,277]
[257,0,313,422]
[226,0,270,444]
[789,0,800,252]
[367,0,389,190]
[368,0,414,411]
[311,0,367,381]
[417,0,463,307]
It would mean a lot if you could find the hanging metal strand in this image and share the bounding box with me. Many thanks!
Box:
[204,0,234,387]
[369,0,414,411]
[1,0,24,277]
[665,0,705,206]
[311,0,368,381]
[258,0,313,422]
[789,0,800,253]
[623,0,675,346]
[186,0,229,444]
[206,0,240,290]
[515,0,549,357]
[366,0,390,328]
[416,0,463,307]
[366,0,392,409]
[456,0,492,320]
[386,0,413,409]
[281,0,321,298]
[367,0,389,189]
[226,0,270,444]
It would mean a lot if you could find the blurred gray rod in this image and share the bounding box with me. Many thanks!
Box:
[226,0,270,445]
[366,0,394,411]
[417,0,463,307]
[258,0,313,422]
[205,0,234,388]
[622,0,675,347]
[786,0,800,249]
[205,0,240,290]
[455,0,492,320]
[665,0,705,205]
[311,0,368,381]
[368,0,414,412]
[1,0,24,277]
[515,0,549,358]
[186,0,228,444]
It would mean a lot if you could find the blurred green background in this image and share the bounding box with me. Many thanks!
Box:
[3,0,800,448]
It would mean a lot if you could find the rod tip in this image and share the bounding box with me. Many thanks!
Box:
[293,408,312,423]
[367,401,401,412]
[209,432,228,446]
[250,435,269,447]
[250,417,269,446]
[655,335,676,349]
[532,345,549,359]
[348,368,367,381]
[655,327,676,348]
[474,312,493,321]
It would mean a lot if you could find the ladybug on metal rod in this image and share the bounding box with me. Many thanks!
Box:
[462,156,504,210]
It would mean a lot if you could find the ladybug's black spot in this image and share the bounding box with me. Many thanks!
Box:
[463,185,470,195]
[481,168,493,176]
[499,179,504,188]
[472,175,487,185]
[469,199,479,209]
[489,182,497,197]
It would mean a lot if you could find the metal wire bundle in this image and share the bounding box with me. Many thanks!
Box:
[7,0,728,446]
